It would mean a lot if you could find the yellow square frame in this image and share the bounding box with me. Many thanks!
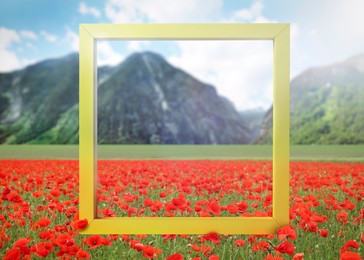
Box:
[79,24,290,234]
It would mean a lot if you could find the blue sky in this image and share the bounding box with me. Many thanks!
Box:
[1,0,364,110]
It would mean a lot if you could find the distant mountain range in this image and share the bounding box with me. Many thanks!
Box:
[256,54,364,144]
[0,52,253,144]
[1,52,363,144]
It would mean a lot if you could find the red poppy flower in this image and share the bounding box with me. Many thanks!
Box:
[159,192,167,198]
[50,189,61,197]
[30,242,53,258]
[129,240,144,251]
[166,253,184,260]
[37,218,51,228]
[319,229,329,237]
[200,232,220,245]
[172,197,186,208]
[13,237,31,255]
[142,245,163,259]
[337,210,349,224]
[226,204,238,214]
[190,244,200,252]
[71,219,88,230]
[234,239,245,247]
[276,225,297,240]
[200,245,212,256]
[39,230,54,240]
[252,241,270,252]
[274,241,295,255]
[340,251,362,260]
[14,237,31,248]
[144,198,153,207]
[263,254,284,260]
[55,234,74,247]
[4,248,21,260]
[101,208,115,217]
[340,240,359,254]
[307,221,318,233]
[7,192,23,203]
[84,235,104,249]
[207,201,220,216]
[76,249,91,259]
[292,253,305,260]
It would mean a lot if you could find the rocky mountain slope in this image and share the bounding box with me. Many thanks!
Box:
[0,53,79,144]
[0,52,253,144]
[256,54,364,144]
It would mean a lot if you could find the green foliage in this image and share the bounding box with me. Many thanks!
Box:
[258,54,364,144]
[291,84,364,144]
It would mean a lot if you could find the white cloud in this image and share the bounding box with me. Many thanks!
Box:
[97,41,123,66]
[19,30,38,40]
[168,40,273,111]
[79,2,101,18]
[0,27,20,48]
[232,0,263,21]
[21,58,37,68]
[40,31,57,42]
[305,0,364,67]
[101,0,281,110]
[104,0,222,23]
[65,27,79,51]
[127,41,149,52]
[0,27,21,72]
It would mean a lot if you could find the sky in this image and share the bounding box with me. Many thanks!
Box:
[1,0,364,111]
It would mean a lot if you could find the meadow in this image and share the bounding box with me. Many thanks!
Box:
[0,145,364,161]
[0,145,363,259]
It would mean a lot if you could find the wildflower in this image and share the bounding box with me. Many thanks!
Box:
[200,232,220,245]
[252,241,270,252]
[71,219,88,230]
[292,253,304,260]
[142,245,162,259]
[263,254,284,260]
[166,253,184,260]
[340,251,362,260]
[274,241,295,255]
[83,235,104,249]
[319,229,329,237]
[340,240,359,254]
[276,225,297,240]
[30,242,53,258]
[234,239,245,247]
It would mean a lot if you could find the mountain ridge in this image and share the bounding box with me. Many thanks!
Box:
[256,53,364,144]
[1,52,364,144]
[0,51,254,144]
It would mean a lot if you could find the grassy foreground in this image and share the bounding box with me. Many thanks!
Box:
[0,145,363,161]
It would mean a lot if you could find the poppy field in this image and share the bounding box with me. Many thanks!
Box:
[0,159,363,259]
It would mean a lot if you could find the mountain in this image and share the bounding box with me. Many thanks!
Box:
[239,108,265,140]
[0,53,79,144]
[0,52,253,144]
[256,54,364,144]
[97,52,252,144]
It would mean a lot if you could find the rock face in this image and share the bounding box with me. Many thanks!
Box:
[97,52,252,144]
[0,53,80,144]
[256,54,364,144]
[0,51,253,144]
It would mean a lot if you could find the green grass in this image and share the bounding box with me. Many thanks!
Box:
[0,145,363,161]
